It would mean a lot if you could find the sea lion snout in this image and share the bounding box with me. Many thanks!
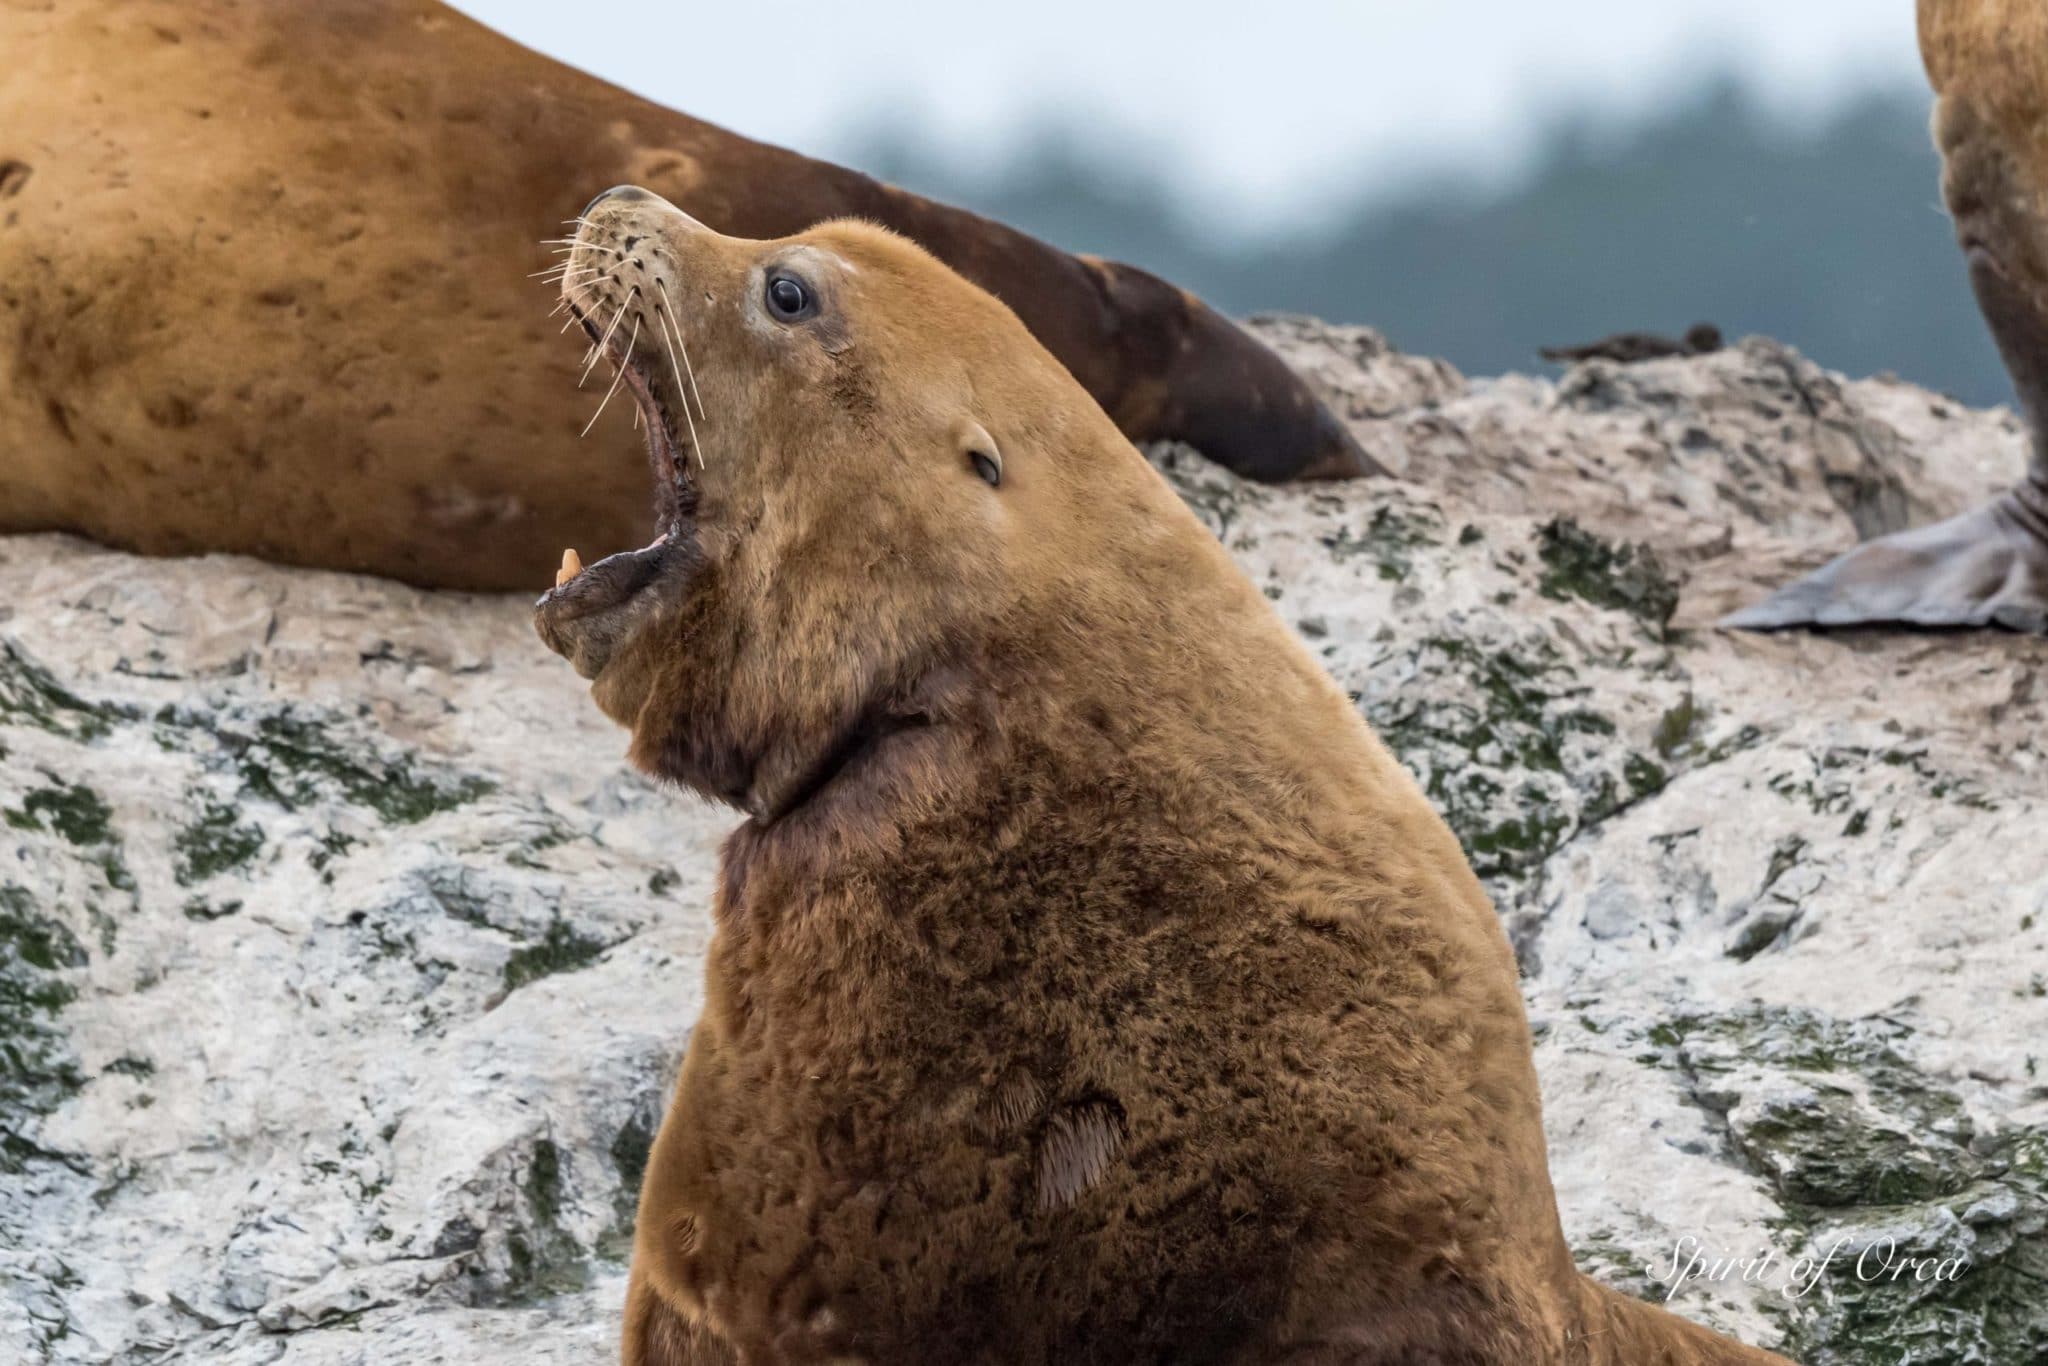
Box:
[578,183,712,245]
[581,183,654,218]
[533,188,726,686]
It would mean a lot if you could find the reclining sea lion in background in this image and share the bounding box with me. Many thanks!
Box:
[1539,322,1723,366]
[534,186,1793,1365]
[0,0,1375,594]
[1727,0,2048,632]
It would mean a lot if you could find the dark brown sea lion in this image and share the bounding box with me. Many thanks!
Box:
[0,0,1374,594]
[1727,0,2048,632]
[1540,322,1723,365]
[533,186,1793,1366]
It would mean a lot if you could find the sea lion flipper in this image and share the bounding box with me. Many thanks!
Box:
[1179,312,1387,480]
[1071,257,1385,480]
[1722,499,2048,633]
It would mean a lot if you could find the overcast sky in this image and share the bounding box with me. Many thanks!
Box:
[451,1,1924,234]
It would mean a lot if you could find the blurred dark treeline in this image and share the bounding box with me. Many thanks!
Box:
[851,79,2009,407]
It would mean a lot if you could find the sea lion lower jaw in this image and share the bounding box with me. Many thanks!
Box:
[533,311,700,678]
[533,534,679,678]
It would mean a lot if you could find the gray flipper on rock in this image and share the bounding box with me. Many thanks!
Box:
[1725,222,2048,633]
[1722,497,2048,633]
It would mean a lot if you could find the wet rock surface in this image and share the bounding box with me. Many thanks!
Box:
[4,323,2045,1362]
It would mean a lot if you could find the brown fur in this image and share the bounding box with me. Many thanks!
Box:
[1921,0,2048,144]
[1922,0,2048,341]
[532,192,1792,1364]
[1921,0,2048,417]
[0,0,1374,594]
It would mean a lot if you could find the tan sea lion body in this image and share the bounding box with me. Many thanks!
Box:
[1728,0,2048,631]
[531,187,1792,1365]
[0,0,1372,593]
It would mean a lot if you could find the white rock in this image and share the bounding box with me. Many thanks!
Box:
[4,324,2045,1362]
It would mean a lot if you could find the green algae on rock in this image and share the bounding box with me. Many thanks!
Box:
[0,884,86,1174]
[1535,518,1682,634]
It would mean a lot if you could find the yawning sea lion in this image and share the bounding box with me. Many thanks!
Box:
[534,186,1792,1365]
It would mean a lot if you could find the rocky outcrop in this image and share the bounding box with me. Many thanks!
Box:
[4,322,2044,1363]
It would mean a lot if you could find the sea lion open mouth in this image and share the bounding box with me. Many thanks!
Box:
[532,216,708,678]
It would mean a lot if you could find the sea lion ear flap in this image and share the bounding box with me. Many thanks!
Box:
[956,420,1002,488]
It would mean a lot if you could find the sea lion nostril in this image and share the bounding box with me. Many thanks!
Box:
[580,184,650,219]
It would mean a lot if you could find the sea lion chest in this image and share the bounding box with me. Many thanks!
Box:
[654,807,1329,1363]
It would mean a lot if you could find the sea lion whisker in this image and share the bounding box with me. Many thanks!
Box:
[652,296,708,469]
[579,288,638,388]
[563,290,606,364]
[541,237,625,257]
[655,280,709,427]
[649,296,686,400]
[553,246,624,260]
[579,315,640,438]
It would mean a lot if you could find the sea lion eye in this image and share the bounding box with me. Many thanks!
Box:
[765,273,814,322]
